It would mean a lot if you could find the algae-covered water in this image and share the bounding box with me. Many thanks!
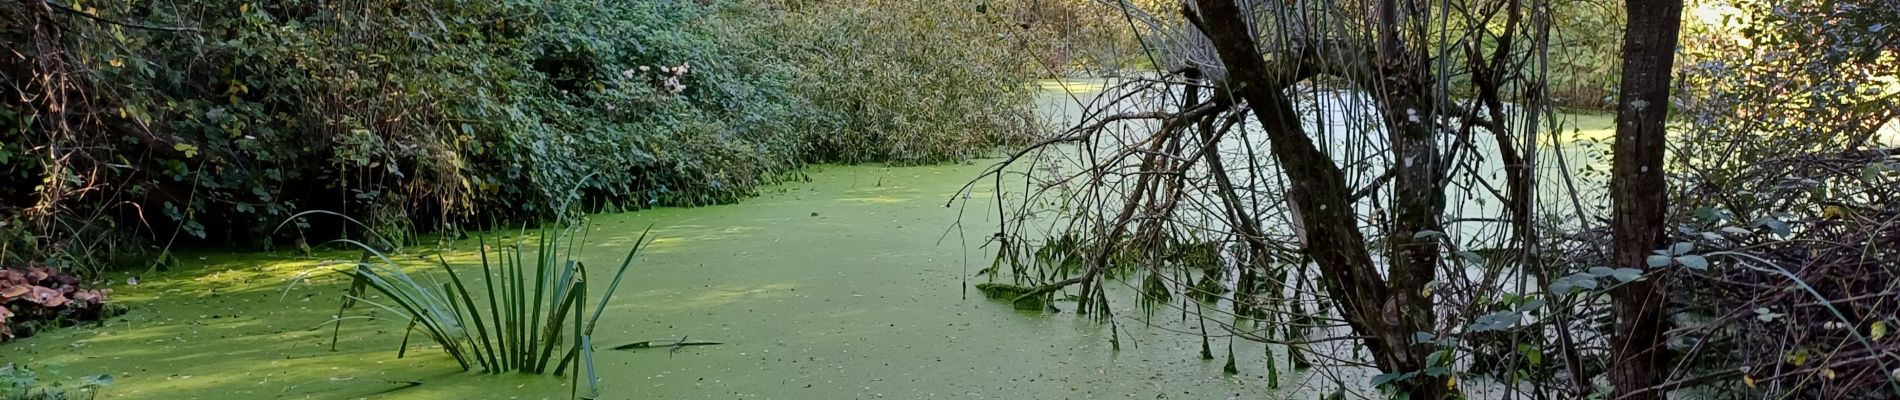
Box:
[1,162,1300,399]
[2,79,1617,399]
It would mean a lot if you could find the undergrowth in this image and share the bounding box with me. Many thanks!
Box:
[0,0,1038,271]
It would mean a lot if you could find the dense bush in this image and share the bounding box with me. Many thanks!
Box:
[763,1,1040,162]
[0,0,1038,267]
[1662,1,1898,396]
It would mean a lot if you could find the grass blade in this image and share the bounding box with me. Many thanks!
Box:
[441,257,496,371]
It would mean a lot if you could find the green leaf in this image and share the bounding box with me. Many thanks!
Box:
[1755,307,1784,322]
[1646,255,1674,268]
[1676,255,1709,270]
[1517,298,1547,313]
[1550,273,1598,295]
[1517,342,1544,366]
[1753,217,1791,237]
[1370,372,1414,387]
[1608,268,1643,283]
[1470,311,1523,332]
[1455,251,1483,265]
[1669,242,1694,256]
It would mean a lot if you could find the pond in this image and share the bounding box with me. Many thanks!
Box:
[1,162,1300,399]
[1,80,1615,399]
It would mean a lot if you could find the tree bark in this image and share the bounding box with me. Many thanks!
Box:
[1608,1,1683,399]
[1190,1,1443,397]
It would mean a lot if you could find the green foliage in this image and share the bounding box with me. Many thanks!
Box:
[759,1,1039,162]
[1673,0,1899,220]
[0,0,1036,265]
[1547,0,1627,109]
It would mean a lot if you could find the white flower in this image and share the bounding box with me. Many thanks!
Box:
[639,65,650,72]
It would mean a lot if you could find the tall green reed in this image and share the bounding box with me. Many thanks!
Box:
[284,211,647,397]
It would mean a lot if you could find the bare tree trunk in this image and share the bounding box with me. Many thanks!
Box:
[1366,1,1447,396]
[1608,0,1683,398]
[1190,1,1442,397]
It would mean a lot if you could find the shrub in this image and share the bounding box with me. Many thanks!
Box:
[0,0,1038,264]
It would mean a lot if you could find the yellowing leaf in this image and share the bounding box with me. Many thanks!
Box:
[173,143,198,158]
[1822,368,1837,380]
[1744,375,1756,388]
[240,3,249,13]
[1875,321,1888,341]
[108,58,123,68]
[1787,349,1811,367]
[1445,376,1458,390]
[1823,205,1851,220]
